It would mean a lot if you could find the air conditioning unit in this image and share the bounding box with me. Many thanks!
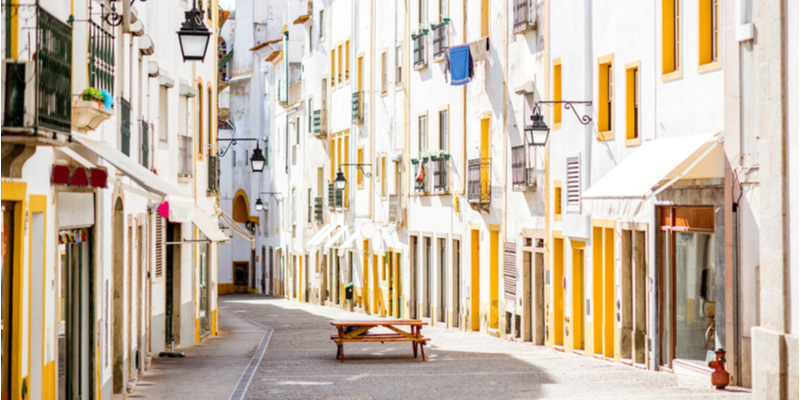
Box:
[2,61,36,131]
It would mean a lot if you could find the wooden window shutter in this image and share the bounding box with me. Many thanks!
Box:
[503,242,517,303]
[566,155,581,213]
[155,214,165,277]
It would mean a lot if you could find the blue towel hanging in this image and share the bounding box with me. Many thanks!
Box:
[448,44,473,86]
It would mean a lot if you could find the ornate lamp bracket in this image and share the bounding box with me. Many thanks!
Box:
[216,138,258,157]
[340,163,373,178]
[535,101,593,125]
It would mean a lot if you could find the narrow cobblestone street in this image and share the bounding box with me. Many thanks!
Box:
[191,294,749,400]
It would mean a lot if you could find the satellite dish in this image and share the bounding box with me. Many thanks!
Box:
[360,222,377,239]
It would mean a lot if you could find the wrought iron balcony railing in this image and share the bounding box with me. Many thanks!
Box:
[431,155,448,191]
[431,23,448,59]
[313,109,328,137]
[513,0,536,33]
[88,19,114,93]
[1,4,72,136]
[351,92,365,123]
[207,155,219,192]
[467,157,491,204]
[412,33,426,68]
[314,197,324,223]
[179,136,193,177]
[140,120,149,168]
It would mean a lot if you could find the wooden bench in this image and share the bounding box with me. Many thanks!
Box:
[330,320,429,362]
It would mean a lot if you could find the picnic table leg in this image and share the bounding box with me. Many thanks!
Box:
[340,344,345,363]
[418,326,426,361]
[336,344,341,359]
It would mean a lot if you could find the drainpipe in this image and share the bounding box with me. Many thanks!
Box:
[650,2,660,371]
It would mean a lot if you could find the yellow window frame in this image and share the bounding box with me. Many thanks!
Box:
[625,61,641,146]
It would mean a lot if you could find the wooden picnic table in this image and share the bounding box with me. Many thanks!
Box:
[330,320,430,362]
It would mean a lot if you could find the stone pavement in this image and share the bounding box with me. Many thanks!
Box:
[130,294,752,399]
[221,294,751,400]
[130,304,268,400]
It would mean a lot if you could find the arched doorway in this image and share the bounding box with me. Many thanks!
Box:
[112,197,125,393]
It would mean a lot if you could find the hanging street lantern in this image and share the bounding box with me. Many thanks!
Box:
[250,144,266,173]
[524,105,551,147]
[177,0,212,62]
[255,197,264,212]
[334,170,347,191]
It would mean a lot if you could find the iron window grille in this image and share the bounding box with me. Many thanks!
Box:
[389,194,401,223]
[351,91,365,123]
[467,157,491,203]
[412,33,426,68]
[511,145,528,188]
[140,120,149,168]
[431,22,448,59]
[431,155,448,191]
[313,109,327,137]
[314,197,323,223]
[328,182,335,209]
[179,135,193,177]
[88,19,114,92]
[120,99,131,156]
[207,155,219,192]
[513,0,536,33]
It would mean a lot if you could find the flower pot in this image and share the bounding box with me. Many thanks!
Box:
[73,100,114,132]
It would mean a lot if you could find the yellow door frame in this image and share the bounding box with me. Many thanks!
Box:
[551,231,564,347]
[2,181,27,400]
[470,229,480,331]
[489,226,499,330]
[571,241,585,352]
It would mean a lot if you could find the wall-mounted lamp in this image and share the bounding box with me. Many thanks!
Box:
[334,164,372,191]
[524,101,593,146]
[177,0,212,62]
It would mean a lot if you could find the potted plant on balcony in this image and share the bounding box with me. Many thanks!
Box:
[431,149,450,161]
[73,87,114,132]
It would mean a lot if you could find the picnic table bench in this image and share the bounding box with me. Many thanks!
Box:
[330,320,430,362]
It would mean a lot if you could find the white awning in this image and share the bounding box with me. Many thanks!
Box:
[307,223,337,247]
[337,230,362,256]
[583,133,723,200]
[192,206,228,242]
[220,212,254,249]
[582,133,723,221]
[71,133,195,223]
[323,226,348,254]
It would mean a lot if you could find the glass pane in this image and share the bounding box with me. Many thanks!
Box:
[674,232,715,366]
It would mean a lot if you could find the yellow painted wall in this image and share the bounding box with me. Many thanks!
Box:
[218,283,235,294]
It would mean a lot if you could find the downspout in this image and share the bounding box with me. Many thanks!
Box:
[501,0,509,247]
[650,1,660,371]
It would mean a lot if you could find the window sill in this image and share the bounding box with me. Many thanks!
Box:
[554,214,562,222]
[381,90,388,97]
[625,137,641,147]
[661,70,682,82]
[597,130,614,141]
[197,153,204,162]
[552,122,562,131]
[698,61,721,74]
[395,83,404,91]
[159,141,169,150]
[413,62,427,71]
[433,53,446,63]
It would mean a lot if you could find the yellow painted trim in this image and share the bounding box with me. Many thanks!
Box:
[591,219,616,229]
[554,180,562,222]
[232,189,250,223]
[552,122,562,131]
[697,60,721,73]
[552,230,563,239]
[247,216,260,224]
[42,361,55,400]
[2,180,26,400]
[488,224,500,232]
[9,0,19,58]
[660,70,682,82]
[625,138,641,147]
[597,131,614,141]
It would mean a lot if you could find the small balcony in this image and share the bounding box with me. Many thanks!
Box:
[313,109,328,137]
[412,33,426,69]
[351,92,365,123]
[468,157,491,205]
[431,23,448,60]
[179,136,193,177]
[314,197,324,223]
[513,0,537,34]
[2,4,72,139]
[512,145,536,190]
[88,19,115,93]
[431,155,448,191]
